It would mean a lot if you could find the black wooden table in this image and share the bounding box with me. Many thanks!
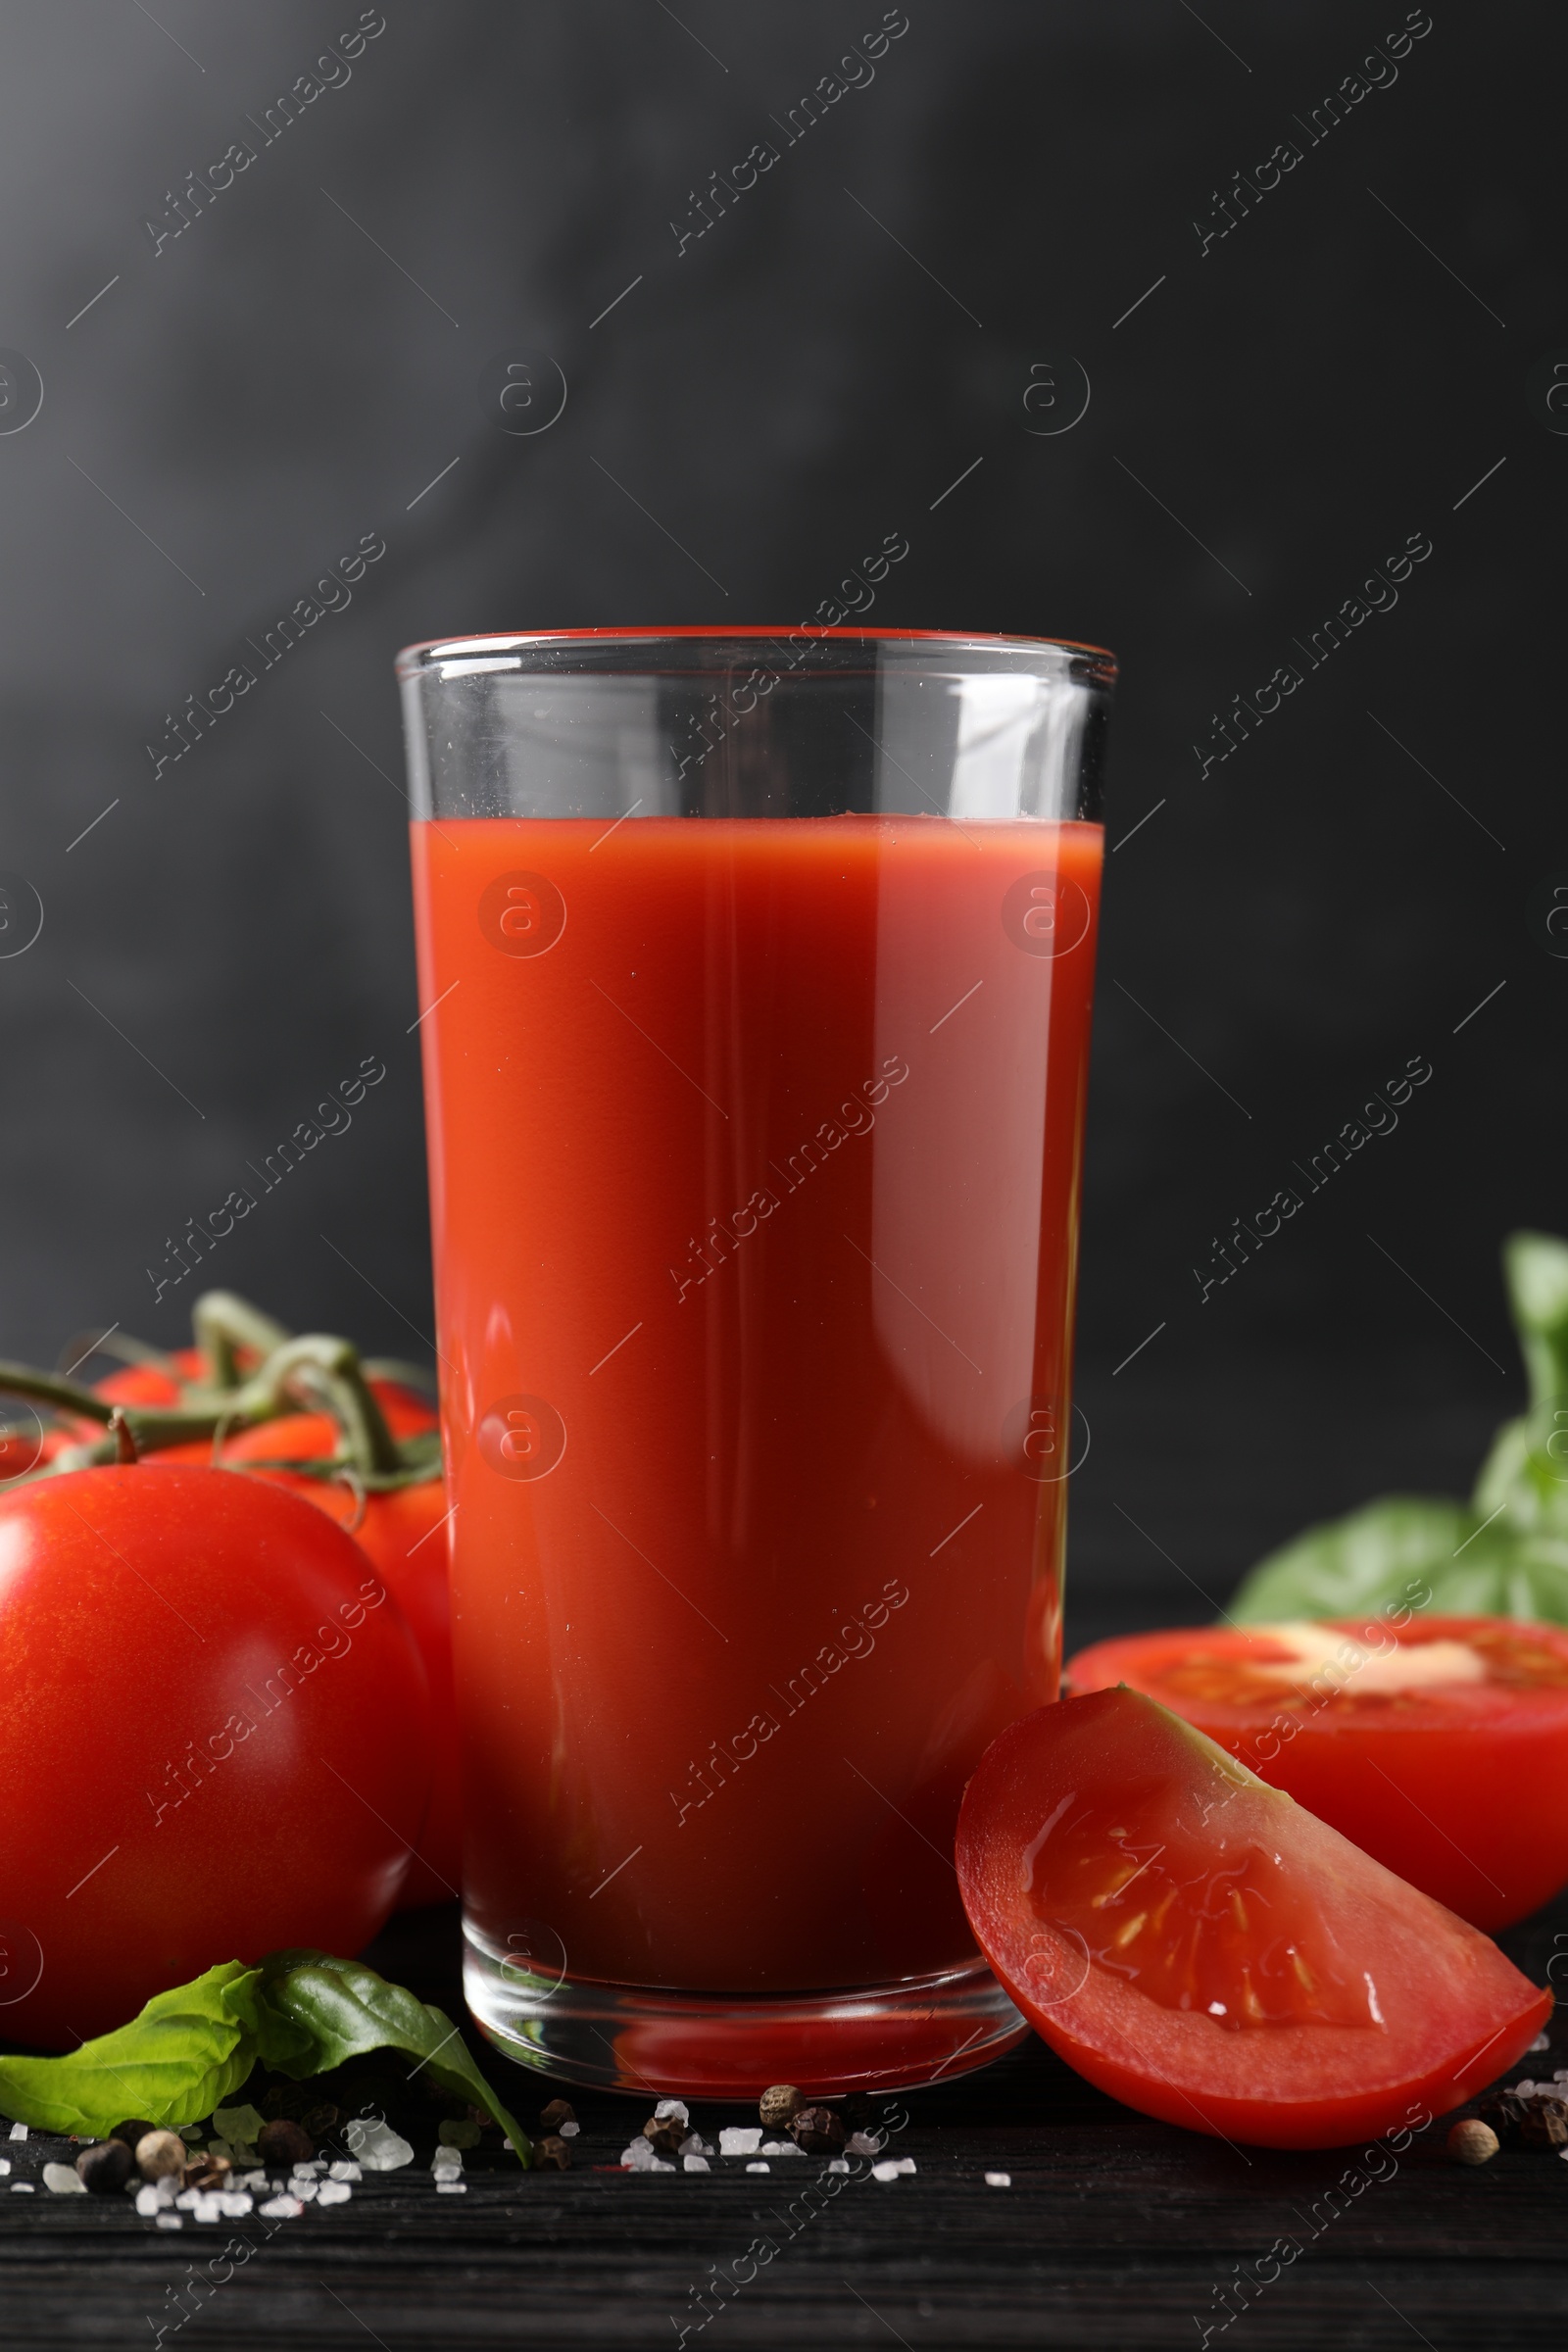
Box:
[2,1889,1563,2350]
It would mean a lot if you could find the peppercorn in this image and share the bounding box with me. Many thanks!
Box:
[540,2098,576,2134]
[1446,2119,1500,2167]
[759,2084,802,2131]
[301,2102,340,2138]
[534,2133,572,2170]
[135,2131,187,2181]
[181,2153,232,2191]
[643,2113,687,2157]
[111,2119,157,2157]
[790,2105,846,2156]
[1519,2098,1568,2151]
[258,2118,316,2169]
[75,2138,135,2194]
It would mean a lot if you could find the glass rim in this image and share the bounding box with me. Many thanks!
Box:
[394,623,1118,680]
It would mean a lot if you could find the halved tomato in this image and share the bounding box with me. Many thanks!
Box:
[1066,1617,1568,1930]
[956,1688,1549,2149]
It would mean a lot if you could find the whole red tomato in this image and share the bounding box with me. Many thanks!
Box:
[217,1407,460,1907]
[0,1464,431,2048]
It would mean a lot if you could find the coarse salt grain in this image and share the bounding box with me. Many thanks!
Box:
[1529,2033,1551,2053]
[258,2194,304,2219]
[344,2120,415,2173]
[760,2140,805,2157]
[135,2185,162,2217]
[329,2162,362,2182]
[42,2164,86,2196]
[155,2213,182,2230]
[174,2189,200,2211]
[718,2128,761,2157]
[683,2156,710,2173]
[238,2171,268,2190]
[745,2163,770,2174]
[292,2160,326,2179]
[436,2180,467,2194]
[219,2192,254,2218]
[654,2099,690,2127]
[8,2124,25,2141]
[317,2180,353,2207]
[190,2194,223,2224]
[295,2180,319,2202]
[10,2183,33,2193]
[560,2122,580,2138]
[871,2158,917,2182]
[985,2172,1011,2188]
[827,2159,850,2174]
[847,2132,882,2157]
[0,2160,9,2176]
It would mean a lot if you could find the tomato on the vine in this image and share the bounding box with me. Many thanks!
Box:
[217,1407,459,1905]
[0,1464,431,2048]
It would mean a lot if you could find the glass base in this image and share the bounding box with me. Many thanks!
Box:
[465,1930,1029,2097]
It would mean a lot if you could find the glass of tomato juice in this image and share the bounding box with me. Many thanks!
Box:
[397,627,1114,2094]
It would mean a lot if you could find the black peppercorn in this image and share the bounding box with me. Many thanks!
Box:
[75,2138,135,2194]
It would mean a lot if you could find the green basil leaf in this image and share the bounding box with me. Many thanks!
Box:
[1228,1496,1481,1624]
[255,1950,531,2165]
[0,1962,259,2137]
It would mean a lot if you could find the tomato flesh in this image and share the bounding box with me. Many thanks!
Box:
[957,1688,1550,2149]
[1066,1617,1568,1929]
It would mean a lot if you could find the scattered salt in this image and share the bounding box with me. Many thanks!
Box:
[0,2160,9,2177]
[328,2161,362,2182]
[155,2212,182,2230]
[654,2099,690,2127]
[174,2189,200,2211]
[847,2132,883,2157]
[560,2121,580,2138]
[827,2159,849,2174]
[293,2180,318,2203]
[745,2162,770,2174]
[318,2180,352,2207]
[344,2119,414,2172]
[8,2124,25,2142]
[683,2155,710,2173]
[258,2194,304,2219]
[291,2160,326,2180]
[872,2158,916,2182]
[678,2132,712,2158]
[1529,2032,1551,2053]
[718,2128,761,2157]
[135,2185,163,2217]
[238,2170,269,2190]
[190,2194,223,2224]
[760,2139,805,2156]
[985,2172,1011,2188]
[10,2183,33,2193]
[432,2149,464,2179]
[42,2164,86,2196]
[436,2180,467,2194]
[218,2192,254,2218]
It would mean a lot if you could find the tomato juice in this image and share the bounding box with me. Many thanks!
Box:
[410,812,1102,1997]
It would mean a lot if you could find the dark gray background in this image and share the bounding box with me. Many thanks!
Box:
[0,0,1555,1646]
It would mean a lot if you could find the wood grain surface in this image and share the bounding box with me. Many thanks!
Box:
[1,1890,1564,2350]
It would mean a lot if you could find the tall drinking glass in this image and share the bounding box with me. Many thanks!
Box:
[397,627,1114,2094]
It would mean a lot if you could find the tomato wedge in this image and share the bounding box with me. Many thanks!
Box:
[1066,1617,1568,1930]
[956,1688,1549,2149]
